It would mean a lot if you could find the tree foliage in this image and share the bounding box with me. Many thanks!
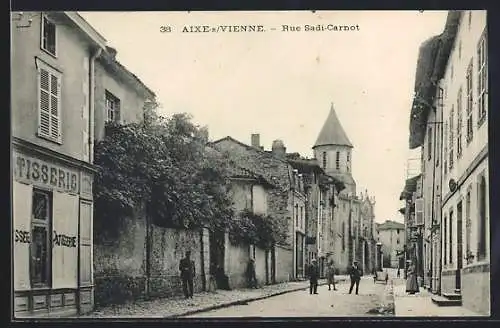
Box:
[93,107,234,238]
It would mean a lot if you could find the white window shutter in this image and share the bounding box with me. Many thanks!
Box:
[50,73,62,140]
[415,198,424,226]
[39,68,51,136]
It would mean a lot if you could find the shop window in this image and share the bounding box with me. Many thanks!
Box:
[31,189,52,287]
[41,14,56,56]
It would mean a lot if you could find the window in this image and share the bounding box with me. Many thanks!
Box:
[449,107,454,170]
[465,189,472,263]
[295,204,299,227]
[322,152,327,170]
[427,127,432,160]
[457,88,463,158]
[436,125,440,166]
[397,238,400,244]
[478,175,487,260]
[346,152,350,172]
[41,14,56,56]
[342,222,346,251]
[31,189,52,287]
[449,209,453,264]
[443,214,447,265]
[444,121,448,176]
[336,151,340,170]
[105,91,121,123]
[477,30,488,126]
[37,61,62,143]
[300,206,304,229]
[466,61,474,143]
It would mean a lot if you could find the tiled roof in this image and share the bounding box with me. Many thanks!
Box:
[313,103,353,148]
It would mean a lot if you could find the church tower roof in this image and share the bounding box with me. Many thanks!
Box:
[313,103,353,148]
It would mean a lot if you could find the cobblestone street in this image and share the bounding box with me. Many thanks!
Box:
[77,277,348,318]
[186,277,393,317]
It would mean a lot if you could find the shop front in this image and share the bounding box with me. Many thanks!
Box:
[12,140,95,317]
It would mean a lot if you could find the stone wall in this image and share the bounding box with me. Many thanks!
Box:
[461,263,490,315]
[94,217,204,306]
[225,241,251,289]
[275,244,293,282]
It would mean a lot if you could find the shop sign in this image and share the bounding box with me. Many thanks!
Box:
[13,152,79,194]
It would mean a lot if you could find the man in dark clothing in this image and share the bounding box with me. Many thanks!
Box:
[179,251,196,298]
[308,259,319,294]
[246,258,258,288]
[348,260,362,295]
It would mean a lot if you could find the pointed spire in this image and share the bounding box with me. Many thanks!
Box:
[313,103,353,148]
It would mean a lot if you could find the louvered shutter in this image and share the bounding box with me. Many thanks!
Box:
[39,68,51,136]
[38,65,61,141]
[50,73,61,140]
[415,198,424,226]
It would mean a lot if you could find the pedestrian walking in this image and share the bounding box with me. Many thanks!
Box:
[384,270,389,285]
[179,251,196,299]
[405,260,419,295]
[246,257,258,288]
[326,260,337,291]
[308,259,319,295]
[397,267,401,278]
[348,260,362,295]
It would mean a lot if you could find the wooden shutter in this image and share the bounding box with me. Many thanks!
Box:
[38,64,61,141]
[39,68,51,137]
[52,191,78,289]
[415,198,424,226]
[13,181,33,291]
[79,201,93,286]
[49,73,61,140]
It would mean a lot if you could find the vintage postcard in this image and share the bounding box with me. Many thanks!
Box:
[10,10,490,319]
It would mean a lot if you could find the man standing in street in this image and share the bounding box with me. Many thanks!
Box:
[179,251,196,298]
[326,260,337,291]
[308,259,319,295]
[348,260,362,295]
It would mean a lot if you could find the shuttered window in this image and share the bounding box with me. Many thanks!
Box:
[38,62,62,143]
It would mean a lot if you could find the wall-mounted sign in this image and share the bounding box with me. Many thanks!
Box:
[13,152,79,194]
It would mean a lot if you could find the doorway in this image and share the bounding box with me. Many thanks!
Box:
[209,229,228,289]
[456,201,463,291]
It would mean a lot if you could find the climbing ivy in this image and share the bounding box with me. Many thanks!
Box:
[93,108,234,238]
[228,209,288,249]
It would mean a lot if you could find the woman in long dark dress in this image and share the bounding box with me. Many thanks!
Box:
[405,260,419,294]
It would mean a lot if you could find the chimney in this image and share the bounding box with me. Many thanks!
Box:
[251,134,260,148]
[272,140,286,158]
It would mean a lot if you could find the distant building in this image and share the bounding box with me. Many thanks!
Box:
[376,220,405,268]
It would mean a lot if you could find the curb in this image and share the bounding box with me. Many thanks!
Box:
[168,278,347,318]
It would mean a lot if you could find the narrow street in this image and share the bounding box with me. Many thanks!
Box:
[185,277,393,317]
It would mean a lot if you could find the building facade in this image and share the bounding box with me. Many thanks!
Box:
[439,11,489,315]
[376,220,405,269]
[11,12,107,317]
[407,10,489,315]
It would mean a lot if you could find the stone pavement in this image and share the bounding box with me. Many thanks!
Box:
[77,276,347,318]
[187,276,393,317]
[392,278,484,317]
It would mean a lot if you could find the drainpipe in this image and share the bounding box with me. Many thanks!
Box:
[89,47,102,164]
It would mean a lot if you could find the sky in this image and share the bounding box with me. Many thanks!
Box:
[80,11,448,223]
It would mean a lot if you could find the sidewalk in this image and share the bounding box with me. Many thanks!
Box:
[392,278,484,317]
[78,276,348,318]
